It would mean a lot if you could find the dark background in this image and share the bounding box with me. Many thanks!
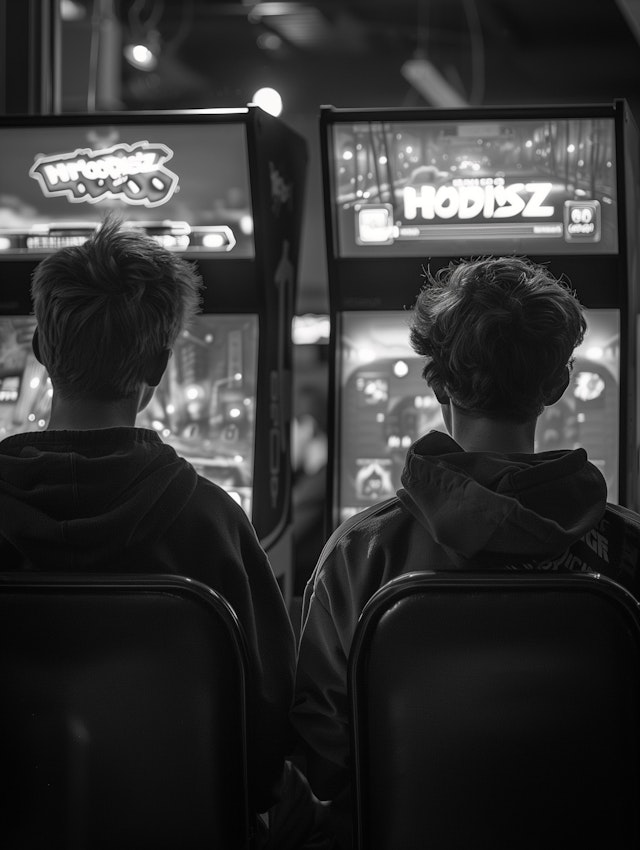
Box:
[52,0,640,314]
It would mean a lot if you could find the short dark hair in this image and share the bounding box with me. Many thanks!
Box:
[31,214,203,400]
[408,256,586,422]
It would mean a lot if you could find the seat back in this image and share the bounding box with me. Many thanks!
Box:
[349,571,640,850]
[0,573,252,850]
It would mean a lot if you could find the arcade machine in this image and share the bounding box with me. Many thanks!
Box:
[0,107,307,602]
[321,100,640,529]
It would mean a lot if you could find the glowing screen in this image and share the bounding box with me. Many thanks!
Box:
[336,309,619,524]
[0,313,259,518]
[0,121,254,257]
[330,117,618,257]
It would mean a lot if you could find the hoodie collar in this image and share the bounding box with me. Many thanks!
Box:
[0,427,198,568]
[397,431,607,565]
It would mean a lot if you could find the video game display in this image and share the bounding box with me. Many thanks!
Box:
[336,308,619,523]
[0,120,255,258]
[0,313,259,517]
[329,117,618,257]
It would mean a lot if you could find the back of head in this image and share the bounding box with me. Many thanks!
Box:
[31,214,203,401]
[409,256,586,422]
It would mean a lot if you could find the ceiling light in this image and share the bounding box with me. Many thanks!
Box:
[124,30,161,71]
[251,87,283,117]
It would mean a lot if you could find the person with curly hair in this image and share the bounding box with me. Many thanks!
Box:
[292,255,614,849]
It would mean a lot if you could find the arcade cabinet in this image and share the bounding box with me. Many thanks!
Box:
[0,107,307,601]
[320,100,640,528]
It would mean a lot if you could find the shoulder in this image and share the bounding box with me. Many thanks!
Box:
[184,474,262,540]
[148,439,255,531]
[317,497,407,562]
[309,496,423,606]
[525,503,640,596]
[191,473,250,514]
[590,503,640,594]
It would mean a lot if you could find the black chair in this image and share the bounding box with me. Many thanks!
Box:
[0,572,253,850]
[349,571,640,850]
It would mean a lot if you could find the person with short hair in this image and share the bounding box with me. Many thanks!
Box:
[411,255,585,429]
[292,255,612,848]
[0,214,295,826]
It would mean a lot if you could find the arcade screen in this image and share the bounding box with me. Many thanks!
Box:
[336,308,620,524]
[329,117,618,257]
[0,313,259,518]
[0,119,255,257]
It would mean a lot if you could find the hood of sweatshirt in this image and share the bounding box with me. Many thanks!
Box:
[0,428,198,568]
[397,431,608,567]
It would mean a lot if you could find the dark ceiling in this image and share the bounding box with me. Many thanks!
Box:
[110,0,640,113]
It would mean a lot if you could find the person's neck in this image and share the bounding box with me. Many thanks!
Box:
[449,405,537,454]
[47,395,140,431]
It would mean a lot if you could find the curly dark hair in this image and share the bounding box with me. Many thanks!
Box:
[31,213,203,400]
[408,256,586,423]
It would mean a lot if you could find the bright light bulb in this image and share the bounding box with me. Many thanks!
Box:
[134,44,152,65]
[251,87,283,117]
[123,31,160,71]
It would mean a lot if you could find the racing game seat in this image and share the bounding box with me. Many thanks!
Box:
[349,571,640,850]
[0,572,253,850]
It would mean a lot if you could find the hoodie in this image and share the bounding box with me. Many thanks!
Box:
[292,429,623,846]
[0,427,296,814]
[398,430,607,567]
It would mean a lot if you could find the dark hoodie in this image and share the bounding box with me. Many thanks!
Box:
[292,430,616,846]
[0,427,296,814]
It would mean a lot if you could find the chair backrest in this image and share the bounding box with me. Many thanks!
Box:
[349,571,640,850]
[0,572,252,850]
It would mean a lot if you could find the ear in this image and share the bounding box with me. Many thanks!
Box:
[145,349,171,388]
[544,366,571,407]
[32,327,43,364]
[433,387,450,406]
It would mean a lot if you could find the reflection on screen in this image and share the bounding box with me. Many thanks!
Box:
[136,314,259,517]
[0,313,259,519]
[336,309,619,524]
[0,122,255,258]
[330,117,618,257]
